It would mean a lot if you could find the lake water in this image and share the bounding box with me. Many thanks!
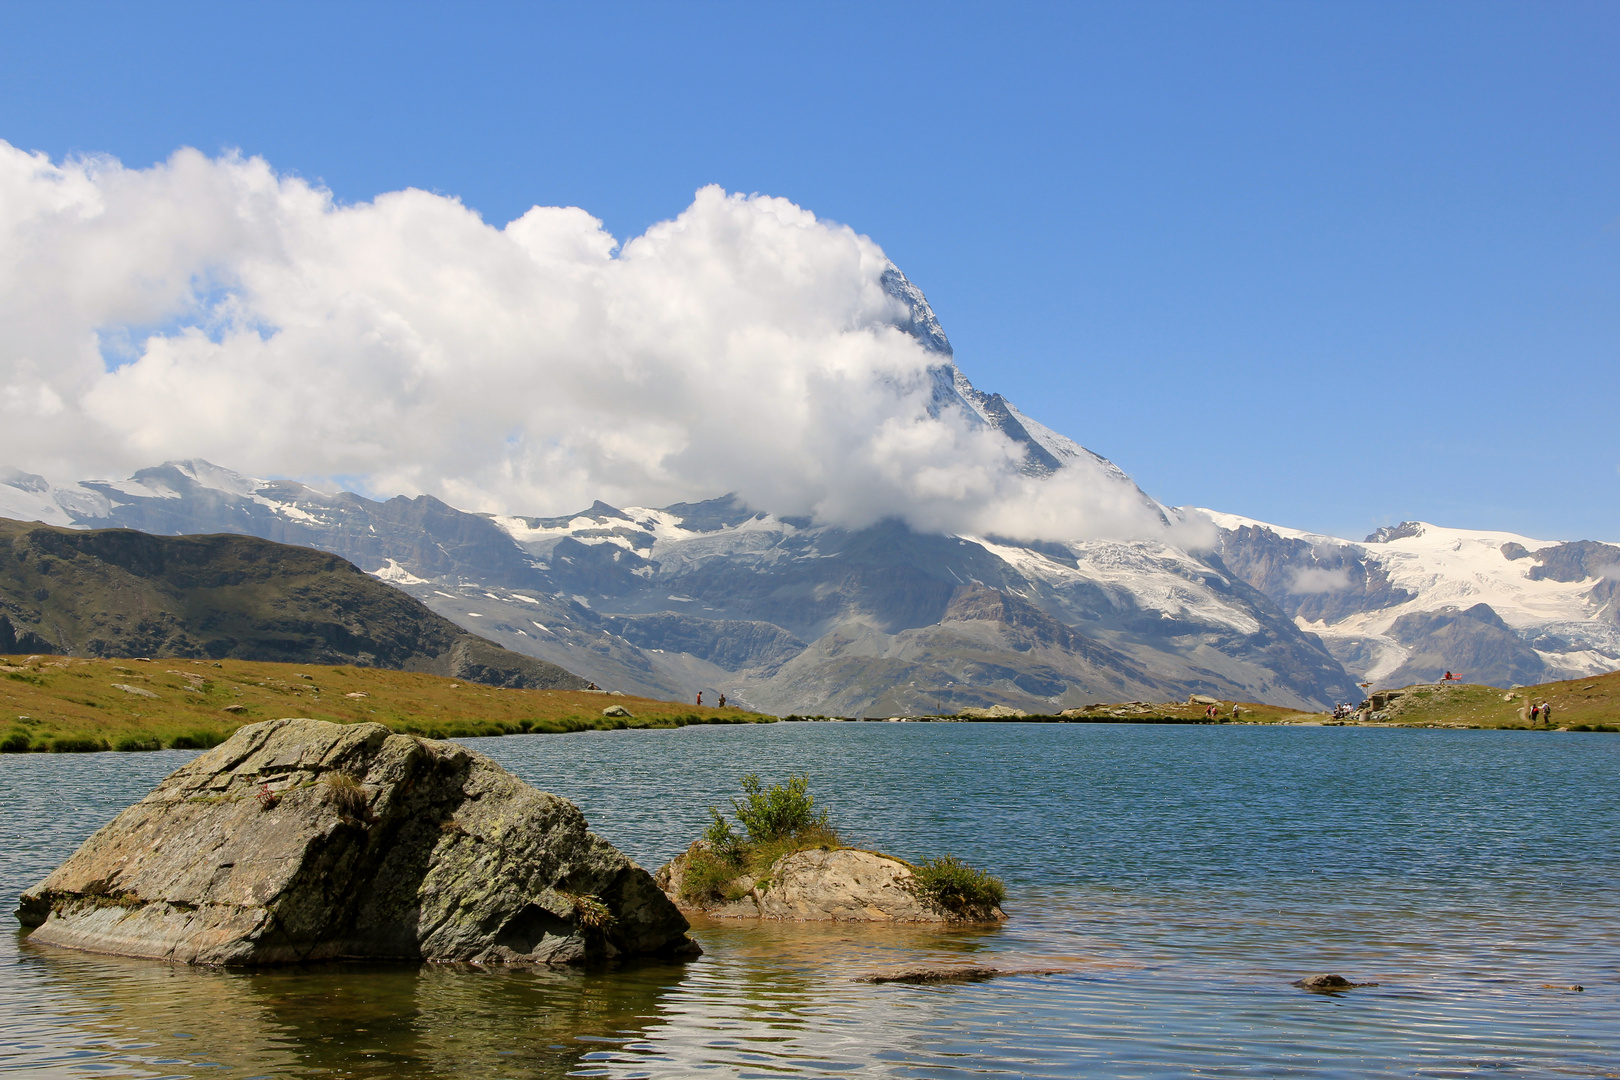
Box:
[2,722,1617,1078]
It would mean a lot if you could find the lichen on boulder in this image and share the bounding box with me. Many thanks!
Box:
[15,718,698,966]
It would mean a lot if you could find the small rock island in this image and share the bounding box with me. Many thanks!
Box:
[16,718,698,965]
[655,773,1006,924]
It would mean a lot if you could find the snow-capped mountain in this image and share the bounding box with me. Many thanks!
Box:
[2,267,1611,709]
[0,446,1353,714]
[1202,511,1620,688]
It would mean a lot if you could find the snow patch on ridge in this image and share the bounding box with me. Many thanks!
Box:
[371,559,427,586]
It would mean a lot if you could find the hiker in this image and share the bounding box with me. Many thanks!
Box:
[718,693,727,708]
[696,691,703,707]
[1542,703,1553,726]
[1531,704,1541,723]
[1231,703,1240,720]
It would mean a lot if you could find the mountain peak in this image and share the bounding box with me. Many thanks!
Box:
[880,264,952,356]
[1366,522,1426,544]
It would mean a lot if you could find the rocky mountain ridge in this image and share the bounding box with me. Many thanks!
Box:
[1201,511,1620,689]
[2,268,1611,705]
[9,460,1615,707]
[0,461,1357,713]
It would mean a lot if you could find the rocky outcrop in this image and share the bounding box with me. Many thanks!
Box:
[16,718,697,966]
[655,845,1004,924]
[956,704,1029,719]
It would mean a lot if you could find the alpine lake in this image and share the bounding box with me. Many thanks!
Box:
[2,721,1616,1078]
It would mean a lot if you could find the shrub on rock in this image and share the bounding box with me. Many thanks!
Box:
[656,774,1005,924]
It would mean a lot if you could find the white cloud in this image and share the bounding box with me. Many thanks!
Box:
[0,141,1166,542]
[1288,566,1352,594]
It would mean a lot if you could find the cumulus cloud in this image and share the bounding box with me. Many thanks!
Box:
[1288,566,1352,594]
[0,141,1164,541]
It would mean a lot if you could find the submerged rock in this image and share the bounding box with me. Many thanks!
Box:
[16,718,698,966]
[1293,973,1377,992]
[859,965,1063,984]
[656,845,1006,924]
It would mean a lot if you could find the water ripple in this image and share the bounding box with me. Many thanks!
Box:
[1,725,1616,1077]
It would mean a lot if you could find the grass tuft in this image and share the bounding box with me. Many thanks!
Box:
[322,771,370,819]
[563,892,616,933]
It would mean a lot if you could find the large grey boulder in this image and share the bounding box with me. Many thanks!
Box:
[15,718,698,966]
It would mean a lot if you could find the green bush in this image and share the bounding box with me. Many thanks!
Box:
[168,730,224,750]
[50,736,107,753]
[703,808,746,864]
[905,855,1006,921]
[1,731,33,753]
[679,774,843,905]
[113,734,163,752]
[731,772,829,844]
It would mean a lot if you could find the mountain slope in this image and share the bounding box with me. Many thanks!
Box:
[0,519,588,690]
[0,465,1360,712]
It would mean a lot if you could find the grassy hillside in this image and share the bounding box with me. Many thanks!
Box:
[1366,669,1620,730]
[1,654,766,752]
[0,519,584,690]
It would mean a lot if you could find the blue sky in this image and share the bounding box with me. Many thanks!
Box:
[2,1,1616,540]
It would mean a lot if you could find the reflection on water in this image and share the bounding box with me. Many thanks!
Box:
[3,725,1618,1077]
[9,942,684,1078]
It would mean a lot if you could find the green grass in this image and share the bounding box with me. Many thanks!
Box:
[1040,670,1620,731]
[0,654,774,752]
[1366,668,1620,729]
